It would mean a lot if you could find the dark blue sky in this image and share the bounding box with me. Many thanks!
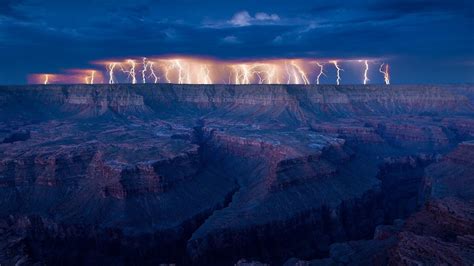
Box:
[0,0,473,84]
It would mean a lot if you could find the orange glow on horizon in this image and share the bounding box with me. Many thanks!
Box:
[29,69,104,85]
[29,56,390,85]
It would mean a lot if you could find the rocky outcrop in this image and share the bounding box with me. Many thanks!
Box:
[0,144,97,188]
[283,199,474,266]
[310,122,384,143]
[387,197,474,266]
[96,148,201,199]
[376,122,451,148]
[425,141,474,199]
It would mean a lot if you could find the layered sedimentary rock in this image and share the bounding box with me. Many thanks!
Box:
[284,141,474,266]
[0,84,473,265]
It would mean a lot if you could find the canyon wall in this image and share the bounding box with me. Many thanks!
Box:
[0,84,473,265]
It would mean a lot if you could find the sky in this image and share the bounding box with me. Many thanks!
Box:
[0,0,473,84]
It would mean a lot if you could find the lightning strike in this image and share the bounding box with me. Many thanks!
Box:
[198,65,212,84]
[85,70,95,84]
[290,61,310,85]
[316,62,325,85]
[172,59,186,84]
[240,64,251,84]
[255,71,264,84]
[163,63,172,83]
[121,60,137,84]
[142,57,149,84]
[231,64,250,84]
[31,56,393,85]
[285,62,291,84]
[268,65,278,84]
[331,60,343,85]
[290,63,300,84]
[363,60,370,85]
[379,63,390,85]
[107,63,117,84]
[148,62,159,83]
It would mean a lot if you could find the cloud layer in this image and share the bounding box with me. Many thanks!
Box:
[229,11,280,27]
[0,0,473,84]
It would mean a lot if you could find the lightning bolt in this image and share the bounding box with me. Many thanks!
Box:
[198,64,212,84]
[272,65,280,84]
[142,57,149,84]
[331,60,343,85]
[289,61,300,84]
[163,63,172,83]
[107,63,117,84]
[165,59,191,84]
[130,60,137,84]
[264,64,277,84]
[121,60,137,84]
[290,60,310,85]
[255,71,264,84]
[34,57,394,85]
[285,62,291,84]
[363,60,370,85]
[173,59,185,84]
[231,64,250,84]
[241,64,251,84]
[233,63,279,84]
[316,62,325,85]
[263,64,273,84]
[379,63,390,85]
[84,76,88,84]
[85,71,95,84]
[148,62,159,83]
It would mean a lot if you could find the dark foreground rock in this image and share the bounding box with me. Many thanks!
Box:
[0,84,473,265]
[284,142,474,266]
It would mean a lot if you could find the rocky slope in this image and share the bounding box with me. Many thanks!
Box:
[0,84,473,265]
[285,142,474,266]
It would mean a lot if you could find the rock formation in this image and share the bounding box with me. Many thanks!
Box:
[0,84,473,265]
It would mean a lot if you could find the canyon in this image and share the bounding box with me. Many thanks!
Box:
[0,84,473,265]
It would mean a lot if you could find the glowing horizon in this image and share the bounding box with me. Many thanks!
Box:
[28,56,391,85]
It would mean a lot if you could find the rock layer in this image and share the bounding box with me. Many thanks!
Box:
[0,84,473,265]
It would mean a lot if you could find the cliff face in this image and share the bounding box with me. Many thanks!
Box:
[285,143,474,266]
[1,84,473,120]
[0,84,473,265]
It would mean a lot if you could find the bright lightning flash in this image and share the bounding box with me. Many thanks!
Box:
[379,63,390,85]
[331,60,343,85]
[142,57,149,84]
[290,60,310,85]
[85,70,95,84]
[361,60,370,85]
[121,60,137,84]
[31,57,393,85]
[108,63,117,84]
[316,62,325,85]
[148,62,159,83]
